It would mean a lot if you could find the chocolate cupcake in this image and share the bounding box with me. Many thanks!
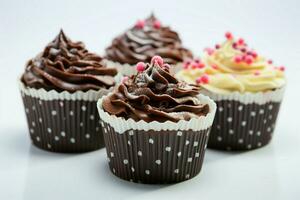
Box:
[19,30,118,153]
[97,56,216,183]
[176,32,286,150]
[104,14,193,76]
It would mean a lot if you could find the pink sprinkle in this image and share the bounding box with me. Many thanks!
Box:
[196,77,202,84]
[121,76,129,83]
[212,64,218,70]
[183,61,191,69]
[215,44,220,49]
[153,20,161,29]
[163,64,171,70]
[200,74,210,84]
[197,62,205,69]
[268,60,273,64]
[151,55,164,66]
[254,71,260,76]
[237,38,244,45]
[135,20,145,29]
[279,66,285,71]
[191,63,197,69]
[136,62,146,72]
[194,59,201,63]
[234,55,242,63]
[205,48,214,56]
[245,55,253,64]
[225,32,233,40]
[250,51,258,58]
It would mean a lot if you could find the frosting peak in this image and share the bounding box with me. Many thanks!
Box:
[176,33,285,94]
[102,56,209,123]
[105,14,193,65]
[22,30,118,92]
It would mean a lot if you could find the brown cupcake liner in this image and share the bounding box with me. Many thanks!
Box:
[19,81,111,153]
[201,87,285,151]
[101,120,211,184]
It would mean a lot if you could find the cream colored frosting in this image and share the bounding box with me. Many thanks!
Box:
[176,36,285,94]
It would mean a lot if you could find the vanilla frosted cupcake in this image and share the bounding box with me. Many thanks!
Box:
[104,14,193,76]
[97,56,216,183]
[176,32,286,150]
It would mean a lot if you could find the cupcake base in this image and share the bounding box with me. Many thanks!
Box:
[208,100,281,151]
[101,120,211,184]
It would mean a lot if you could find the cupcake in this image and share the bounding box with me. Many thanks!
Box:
[20,30,118,153]
[104,14,193,76]
[176,32,286,150]
[97,56,216,183]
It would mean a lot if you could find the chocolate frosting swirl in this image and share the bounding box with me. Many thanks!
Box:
[105,14,193,65]
[22,30,118,92]
[102,60,209,123]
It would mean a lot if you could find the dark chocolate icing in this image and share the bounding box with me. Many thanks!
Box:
[105,14,193,65]
[22,30,118,92]
[102,59,209,123]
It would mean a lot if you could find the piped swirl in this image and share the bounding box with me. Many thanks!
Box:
[105,14,193,65]
[22,30,118,92]
[102,56,209,123]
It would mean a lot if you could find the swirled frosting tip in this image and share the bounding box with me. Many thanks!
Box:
[103,56,209,123]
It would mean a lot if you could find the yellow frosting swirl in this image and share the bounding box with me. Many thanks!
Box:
[176,36,285,94]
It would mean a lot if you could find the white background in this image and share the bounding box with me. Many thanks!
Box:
[0,0,299,199]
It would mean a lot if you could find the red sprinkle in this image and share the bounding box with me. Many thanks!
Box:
[200,74,210,84]
[250,51,258,58]
[279,66,285,71]
[183,61,191,69]
[151,55,164,66]
[136,62,146,72]
[245,55,253,64]
[212,64,219,70]
[225,32,233,40]
[153,20,161,29]
[197,62,205,69]
[205,48,214,56]
[121,76,129,83]
[268,60,273,64]
[234,55,242,63]
[232,42,238,49]
[215,44,221,49]
[135,20,145,29]
[237,38,244,45]
[254,71,260,76]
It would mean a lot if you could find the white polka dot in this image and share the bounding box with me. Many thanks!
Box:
[39,100,42,105]
[165,146,171,152]
[229,129,234,134]
[251,111,256,117]
[70,138,75,143]
[187,157,193,162]
[177,152,182,157]
[128,130,134,136]
[177,131,182,136]
[238,105,243,111]
[51,110,57,116]
[217,136,222,141]
[85,134,90,139]
[193,141,199,147]
[32,121,36,127]
[238,139,244,144]
[227,117,232,122]
[25,108,29,113]
[219,107,223,112]
[145,170,150,175]
[249,130,253,135]
[112,168,116,173]
[39,118,42,123]
[69,111,74,116]
[185,174,190,179]
[61,131,66,137]
[195,152,200,157]
[268,105,273,110]
[47,128,52,133]
[204,143,207,149]
[36,136,40,142]
[259,109,264,114]
[149,138,154,144]
[96,127,99,131]
[123,159,128,165]
[80,122,84,127]
[131,167,135,172]
[185,140,190,145]
[100,121,104,126]
[138,151,142,156]
[90,115,95,120]
[241,121,247,126]
[110,152,114,157]
[269,115,272,120]
[81,105,87,111]
[247,144,252,149]
[267,127,271,132]
[257,131,261,136]
[217,125,221,129]
[59,101,64,107]
[155,160,161,165]
[264,119,267,124]
[47,144,51,149]
[32,106,36,110]
[127,140,131,145]
[206,132,209,137]
[228,103,231,108]
[54,136,59,141]
[30,128,34,134]
[257,142,262,147]
[174,169,179,174]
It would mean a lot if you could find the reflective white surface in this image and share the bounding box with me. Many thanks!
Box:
[0,0,299,199]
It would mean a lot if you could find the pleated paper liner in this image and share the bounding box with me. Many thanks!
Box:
[97,94,216,184]
[19,80,111,153]
[201,87,285,151]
